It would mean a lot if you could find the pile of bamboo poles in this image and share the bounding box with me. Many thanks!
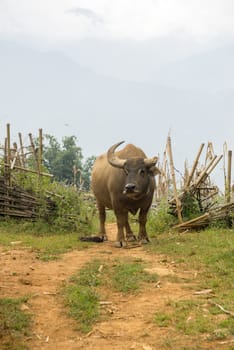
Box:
[174,201,234,231]
[156,135,233,231]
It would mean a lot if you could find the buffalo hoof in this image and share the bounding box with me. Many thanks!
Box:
[126,235,137,242]
[114,241,127,248]
[140,238,150,244]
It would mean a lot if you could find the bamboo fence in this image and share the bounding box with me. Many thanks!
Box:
[0,123,55,219]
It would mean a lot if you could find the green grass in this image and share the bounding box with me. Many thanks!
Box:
[64,285,99,333]
[70,259,104,287]
[0,296,31,350]
[147,200,177,235]
[63,259,103,333]
[147,227,234,343]
[111,258,158,293]
[0,225,90,261]
[63,257,158,332]
[154,298,234,344]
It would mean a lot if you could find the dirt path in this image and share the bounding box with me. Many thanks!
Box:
[0,224,215,350]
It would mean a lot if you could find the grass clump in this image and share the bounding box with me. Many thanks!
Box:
[70,259,104,287]
[111,258,158,293]
[63,258,158,332]
[64,285,99,333]
[63,259,103,333]
[0,296,31,350]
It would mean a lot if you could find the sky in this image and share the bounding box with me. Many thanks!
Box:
[1,1,234,189]
[1,0,234,44]
[1,1,234,81]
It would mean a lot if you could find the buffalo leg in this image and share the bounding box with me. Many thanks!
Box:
[125,217,136,241]
[114,211,128,247]
[138,208,150,243]
[97,202,107,240]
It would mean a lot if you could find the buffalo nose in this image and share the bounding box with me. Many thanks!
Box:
[125,183,136,192]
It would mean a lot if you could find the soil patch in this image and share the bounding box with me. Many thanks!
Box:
[0,224,220,349]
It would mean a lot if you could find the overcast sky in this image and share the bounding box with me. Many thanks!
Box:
[1,1,234,189]
[1,0,234,44]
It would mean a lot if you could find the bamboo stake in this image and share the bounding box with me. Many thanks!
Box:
[184,159,189,187]
[193,156,218,188]
[12,142,22,167]
[226,150,232,203]
[206,155,223,177]
[4,163,53,177]
[6,124,11,186]
[174,213,210,230]
[38,128,43,173]
[18,132,26,167]
[167,136,183,223]
[29,133,39,172]
[205,142,215,165]
[185,143,205,188]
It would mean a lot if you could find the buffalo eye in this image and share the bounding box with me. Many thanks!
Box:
[123,167,129,175]
[139,169,146,177]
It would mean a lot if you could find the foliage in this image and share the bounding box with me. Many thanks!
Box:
[82,155,96,191]
[43,134,83,185]
[181,192,201,220]
[2,166,98,233]
[45,181,97,233]
[40,134,95,190]
[25,133,94,189]
[147,199,177,235]
[0,296,31,350]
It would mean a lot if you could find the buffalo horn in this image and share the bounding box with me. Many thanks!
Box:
[107,141,126,168]
[144,156,158,167]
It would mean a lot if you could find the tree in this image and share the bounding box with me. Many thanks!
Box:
[82,155,96,191]
[43,134,83,185]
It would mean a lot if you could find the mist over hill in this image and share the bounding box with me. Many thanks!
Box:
[0,40,233,189]
[150,45,234,92]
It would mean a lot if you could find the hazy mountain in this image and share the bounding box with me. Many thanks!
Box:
[0,40,233,178]
[151,45,234,92]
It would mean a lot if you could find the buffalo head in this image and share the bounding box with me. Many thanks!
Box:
[107,141,160,199]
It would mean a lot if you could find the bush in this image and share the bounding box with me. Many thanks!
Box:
[147,199,177,235]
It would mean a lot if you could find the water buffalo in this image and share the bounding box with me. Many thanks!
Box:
[91,141,160,247]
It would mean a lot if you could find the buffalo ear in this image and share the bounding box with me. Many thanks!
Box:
[148,166,161,176]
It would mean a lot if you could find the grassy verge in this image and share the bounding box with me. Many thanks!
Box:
[0,296,31,350]
[146,227,234,346]
[0,224,90,261]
